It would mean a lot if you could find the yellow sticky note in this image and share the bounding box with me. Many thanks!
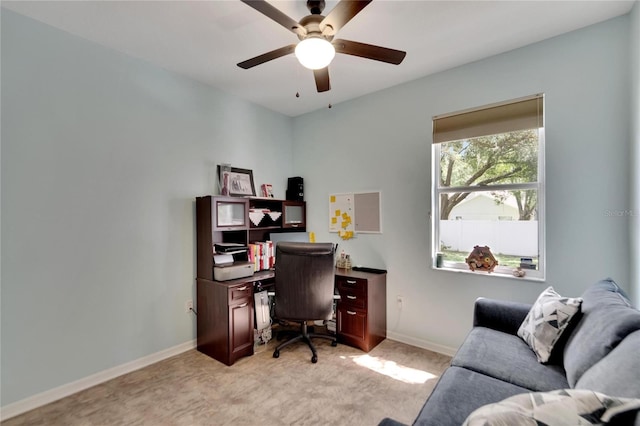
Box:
[309,232,315,243]
[335,209,341,216]
[331,217,337,224]
[342,212,348,219]
[330,195,336,203]
[339,230,354,240]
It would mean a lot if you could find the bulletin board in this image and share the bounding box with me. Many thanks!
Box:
[329,191,381,239]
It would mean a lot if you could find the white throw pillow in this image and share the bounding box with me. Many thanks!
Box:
[517,286,582,363]
[463,389,640,426]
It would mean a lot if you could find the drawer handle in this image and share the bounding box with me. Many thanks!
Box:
[347,295,357,300]
[347,310,357,315]
[237,286,248,291]
[346,280,357,285]
[238,302,248,308]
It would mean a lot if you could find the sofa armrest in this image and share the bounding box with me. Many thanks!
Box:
[473,297,532,335]
[377,418,408,426]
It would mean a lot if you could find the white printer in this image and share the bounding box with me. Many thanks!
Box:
[213,254,254,281]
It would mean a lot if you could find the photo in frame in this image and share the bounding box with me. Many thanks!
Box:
[261,184,274,198]
[217,166,256,197]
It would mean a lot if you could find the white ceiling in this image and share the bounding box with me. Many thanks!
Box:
[2,0,634,117]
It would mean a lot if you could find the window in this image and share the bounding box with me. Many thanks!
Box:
[432,94,545,280]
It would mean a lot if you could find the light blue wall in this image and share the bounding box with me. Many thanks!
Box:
[1,10,292,406]
[630,2,640,308]
[294,15,632,351]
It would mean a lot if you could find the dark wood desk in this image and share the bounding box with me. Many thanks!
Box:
[196,269,386,365]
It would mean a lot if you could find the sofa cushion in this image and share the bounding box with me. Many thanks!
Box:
[563,279,640,387]
[462,389,640,426]
[517,286,582,363]
[452,327,569,391]
[413,366,529,426]
[575,330,640,399]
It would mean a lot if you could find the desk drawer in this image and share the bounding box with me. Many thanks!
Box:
[337,307,366,342]
[228,284,252,304]
[336,276,367,293]
[338,289,366,309]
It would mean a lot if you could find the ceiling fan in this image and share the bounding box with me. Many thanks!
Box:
[237,0,407,93]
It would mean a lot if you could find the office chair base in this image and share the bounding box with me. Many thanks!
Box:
[273,322,336,363]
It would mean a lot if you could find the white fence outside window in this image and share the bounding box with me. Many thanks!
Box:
[440,220,538,257]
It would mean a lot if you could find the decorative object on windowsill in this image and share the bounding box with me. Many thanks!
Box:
[465,245,498,273]
[513,268,526,278]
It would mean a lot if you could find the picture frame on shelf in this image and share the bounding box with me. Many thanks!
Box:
[217,166,256,197]
[261,184,274,198]
[217,163,231,195]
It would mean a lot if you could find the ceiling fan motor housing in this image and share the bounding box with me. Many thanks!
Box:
[307,0,326,15]
[297,14,334,41]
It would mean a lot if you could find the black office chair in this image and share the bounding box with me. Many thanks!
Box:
[272,242,337,363]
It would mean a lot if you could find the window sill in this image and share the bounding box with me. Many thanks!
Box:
[432,265,545,282]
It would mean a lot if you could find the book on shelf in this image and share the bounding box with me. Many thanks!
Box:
[248,241,274,272]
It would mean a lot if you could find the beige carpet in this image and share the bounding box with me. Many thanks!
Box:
[2,337,451,426]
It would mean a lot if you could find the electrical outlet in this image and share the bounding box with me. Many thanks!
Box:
[185,299,193,313]
[397,295,403,309]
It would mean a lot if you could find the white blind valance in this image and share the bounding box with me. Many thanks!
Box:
[432,94,544,144]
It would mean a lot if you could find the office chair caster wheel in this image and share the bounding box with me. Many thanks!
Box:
[273,350,279,358]
[311,354,318,363]
[331,340,337,347]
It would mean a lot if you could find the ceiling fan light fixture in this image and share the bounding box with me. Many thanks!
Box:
[295,37,335,70]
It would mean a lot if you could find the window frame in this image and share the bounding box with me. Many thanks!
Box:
[431,97,546,281]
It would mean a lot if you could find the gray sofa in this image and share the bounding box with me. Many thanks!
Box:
[380,279,640,426]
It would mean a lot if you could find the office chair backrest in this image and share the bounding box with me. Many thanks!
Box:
[274,242,335,321]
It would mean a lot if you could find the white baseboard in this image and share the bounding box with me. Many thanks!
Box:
[0,339,197,422]
[386,331,458,357]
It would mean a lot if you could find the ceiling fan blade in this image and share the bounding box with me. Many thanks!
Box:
[313,67,331,92]
[320,0,371,35]
[241,0,306,36]
[333,39,406,65]
[237,44,297,69]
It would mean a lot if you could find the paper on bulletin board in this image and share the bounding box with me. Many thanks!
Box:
[329,193,355,240]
